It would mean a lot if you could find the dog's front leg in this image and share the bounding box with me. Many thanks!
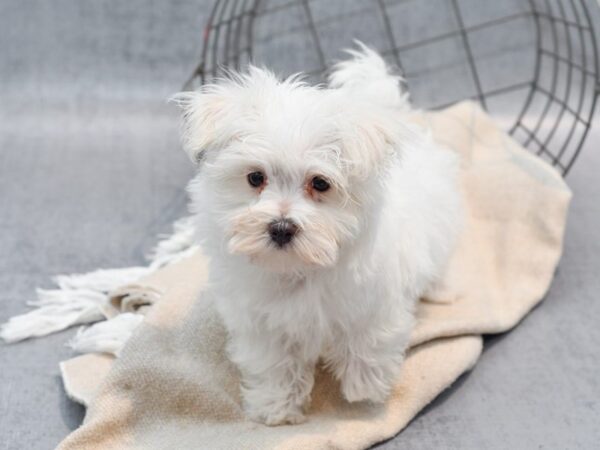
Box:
[229,330,317,426]
[326,318,411,404]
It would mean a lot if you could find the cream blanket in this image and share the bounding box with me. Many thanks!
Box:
[57,101,571,450]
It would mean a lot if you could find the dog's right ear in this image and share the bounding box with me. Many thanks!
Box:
[170,86,239,165]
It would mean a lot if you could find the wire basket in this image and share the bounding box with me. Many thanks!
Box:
[185,0,600,176]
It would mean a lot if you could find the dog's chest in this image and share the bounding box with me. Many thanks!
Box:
[260,273,368,339]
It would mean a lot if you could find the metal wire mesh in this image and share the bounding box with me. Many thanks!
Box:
[185,0,600,176]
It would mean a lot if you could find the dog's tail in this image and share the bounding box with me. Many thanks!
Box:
[328,41,410,111]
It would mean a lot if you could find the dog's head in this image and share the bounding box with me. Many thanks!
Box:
[173,67,409,274]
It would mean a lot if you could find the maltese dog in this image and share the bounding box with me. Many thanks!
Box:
[173,45,461,426]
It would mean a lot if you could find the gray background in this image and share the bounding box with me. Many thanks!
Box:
[0,1,599,449]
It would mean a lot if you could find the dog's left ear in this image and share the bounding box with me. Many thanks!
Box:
[337,105,408,179]
[170,85,240,165]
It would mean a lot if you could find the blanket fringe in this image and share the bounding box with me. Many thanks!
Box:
[1,289,106,343]
[67,313,145,356]
[0,216,197,344]
[148,216,198,269]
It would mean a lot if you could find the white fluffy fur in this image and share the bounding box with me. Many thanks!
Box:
[173,45,461,426]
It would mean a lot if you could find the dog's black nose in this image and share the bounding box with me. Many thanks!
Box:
[268,219,298,247]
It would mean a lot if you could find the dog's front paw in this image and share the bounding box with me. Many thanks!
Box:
[340,361,392,404]
[246,403,307,426]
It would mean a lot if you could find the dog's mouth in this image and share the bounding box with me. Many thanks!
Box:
[228,230,338,271]
[226,213,341,270]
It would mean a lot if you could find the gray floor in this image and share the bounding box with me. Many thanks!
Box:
[1,1,599,449]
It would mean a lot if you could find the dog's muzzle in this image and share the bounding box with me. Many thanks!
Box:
[268,219,298,248]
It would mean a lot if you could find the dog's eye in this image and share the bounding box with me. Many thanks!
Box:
[311,176,330,192]
[247,171,265,188]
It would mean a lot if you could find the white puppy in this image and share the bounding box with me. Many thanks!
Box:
[173,45,461,426]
